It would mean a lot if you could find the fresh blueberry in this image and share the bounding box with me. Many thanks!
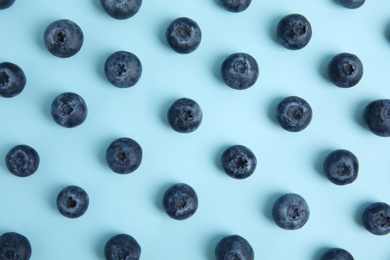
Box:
[51,92,87,128]
[276,96,312,132]
[363,99,390,137]
[272,193,310,230]
[339,0,365,9]
[221,145,257,179]
[100,0,142,20]
[166,17,202,54]
[163,183,198,220]
[104,234,141,260]
[106,138,142,174]
[328,53,363,88]
[277,14,312,50]
[362,202,390,235]
[0,232,31,260]
[219,0,251,12]
[215,235,254,260]
[104,51,142,88]
[44,19,84,58]
[0,0,15,9]
[323,149,358,185]
[0,62,26,98]
[221,53,259,90]
[321,248,354,260]
[56,185,89,219]
[167,98,202,133]
[5,145,39,177]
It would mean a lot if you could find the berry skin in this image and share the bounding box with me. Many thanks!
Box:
[277,14,312,50]
[0,0,15,9]
[167,98,202,133]
[328,53,363,88]
[363,99,390,137]
[323,149,359,185]
[0,232,32,260]
[51,92,88,128]
[320,248,354,260]
[339,0,365,9]
[163,183,198,220]
[106,138,142,174]
[276,96,312,132]
[56,185,89,219]
[100,0,142,20]
[44,19,84,58]
[221,53,259,90]
[104,234,141,260]
[219,0,252,12]
[362,202,390,235]
[215,235,254,260]
[221,145,257,179]
[104,51,142,88]
[5,145,39,177]
[0,62,26,98]
[166,17,202,54]
[272,193,310,230]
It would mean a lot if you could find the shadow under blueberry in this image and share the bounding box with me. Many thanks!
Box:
[95,232,118,259]
[312,246,332,260]
[154,182,176,213]
[212,54,229,86]
[35,19,54,53]
[263,192,285,223]
[204,233,226,260]
[96,52,111,84]
[314,149,333,180]
[266,96,283,126]
[40,91,59,124]
[48,184,67,214]
[0,143,15,173]
[157,19,173,49]
[354,99,371,130]
[354,201,372,228]
[214,145,232,174]
[268,15,285,46]
[319,54,335,82]
[97,137,118,170]
[213,0,222,9]
[160,98,177,128]
[93,0,105,14]
[385,22,390,42]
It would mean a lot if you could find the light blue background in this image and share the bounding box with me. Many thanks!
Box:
[1,0,390,259]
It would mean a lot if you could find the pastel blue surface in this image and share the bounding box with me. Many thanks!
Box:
[1,0,390,259]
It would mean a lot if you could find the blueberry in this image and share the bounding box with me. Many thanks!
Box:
[276,96,312,132]
[0,0,14,10]
[56,185,89,218]
[221,145,257,179]
[221,53,259,90]
[321,248,354,260]
[106,138,142,174]
[104,51,142,88]
[51,92,87,128]
[5,145,39,177]
[328,53,363,88]
[338,0,365,9]
[0,62,26,98]
[363,99,390,137]
[166,17,202,54]
[44,19,84,58]
[104,234,141,260]
[167,98,202,133]
[272,193,310,230]
[163,183,198,220]
[277,14,312,50]
[362,202,390,235]
[100,0,142,20]
[323,149,358,185]
[0,232,31,260]
[215,235,254,260]
[219,0,251,12]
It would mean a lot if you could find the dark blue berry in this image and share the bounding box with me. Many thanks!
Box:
[0,62,26,98]
[56,185,89,219]
[323,149,358,185]
[363,99,390,137]
[167,98,202,133]
[106,138,142,174]
[272,193,310,230]
[0,232,31,260]
[5,145,39,177]
[328,53,363,88]
[104,51,142,88]
[339,0,365,9]
[277,14,312,50]
[215,235,254,260]
[104,234,141,260]
[163,183,198,220]
[44,19,84,58]
[51,92,87,128]
[363,202,390,235]
[0,0,15,9]
[100,0,142,20]
[166,17,202,54]
[276,96,312,132]
[221,53,259,90]
[221,145,257,179]
[219,0,251,12]
[321,248,354,260]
